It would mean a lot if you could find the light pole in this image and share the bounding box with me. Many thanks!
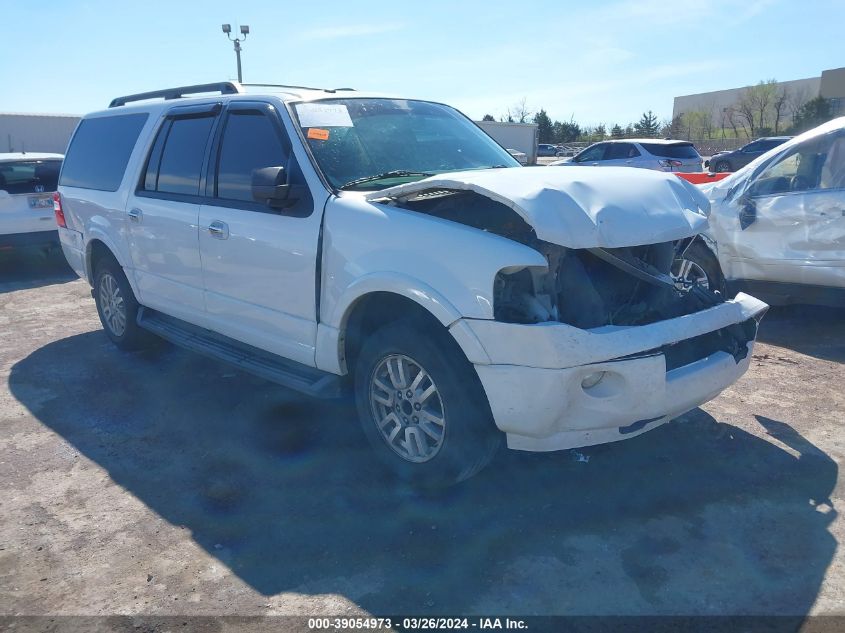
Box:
[221,23,249,83]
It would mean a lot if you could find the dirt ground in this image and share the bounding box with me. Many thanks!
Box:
[1,249,844,620]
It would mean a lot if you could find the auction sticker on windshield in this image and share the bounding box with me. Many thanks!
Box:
[296,103,354,128]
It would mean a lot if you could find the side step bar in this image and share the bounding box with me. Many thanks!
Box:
[137,307,342,399]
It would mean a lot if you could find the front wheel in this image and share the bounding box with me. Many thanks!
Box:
[354,320,501,487]
[713,160,732,173]
[672,241,726,295]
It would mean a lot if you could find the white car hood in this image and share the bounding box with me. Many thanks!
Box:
[366,166,710,249]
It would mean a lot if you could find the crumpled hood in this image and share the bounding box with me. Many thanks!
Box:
[366,166,710,248]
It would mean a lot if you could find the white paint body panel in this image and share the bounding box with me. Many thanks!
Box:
[463,293,767,450]
[704,116,845,290]
[126,196,206,317]
[367,166,710,248]
[319,194,548,328]
[198,202,324,366]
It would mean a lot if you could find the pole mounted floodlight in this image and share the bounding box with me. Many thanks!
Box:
[221,23,249,82]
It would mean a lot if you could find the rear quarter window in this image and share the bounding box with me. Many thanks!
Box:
[60,113,149,191]
[640,143,700,159]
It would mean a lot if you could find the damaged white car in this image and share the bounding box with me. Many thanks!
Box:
[678,116,845,307]
[57,83,768,486]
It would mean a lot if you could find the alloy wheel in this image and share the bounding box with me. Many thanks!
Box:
[99,272,127,336]
[368,354,446,463]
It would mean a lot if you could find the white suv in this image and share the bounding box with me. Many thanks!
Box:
[0,153,63,251]
[57,82,767,485]
[550,139,704,173]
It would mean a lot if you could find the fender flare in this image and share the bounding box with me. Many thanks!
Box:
[83,228,140,297]
[315,272,491,374]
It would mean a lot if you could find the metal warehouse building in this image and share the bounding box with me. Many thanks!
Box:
[673,66,845,127]
[0,113,80,154]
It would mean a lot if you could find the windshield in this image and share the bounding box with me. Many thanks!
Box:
[291,98,519,190]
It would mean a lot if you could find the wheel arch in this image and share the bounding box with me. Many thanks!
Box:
[317,278,490,375]
[85,235,140,297]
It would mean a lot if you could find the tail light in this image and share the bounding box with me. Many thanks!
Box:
[53,192,67,228]
[658,159,684,171]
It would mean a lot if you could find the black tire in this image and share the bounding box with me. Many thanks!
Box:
[93,256,156,351]
[676,241,726,295]
[713,160,732,173]
[353,319,502,487]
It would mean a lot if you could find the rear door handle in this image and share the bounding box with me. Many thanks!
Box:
[208,220,229,239]
[128,208,142,222]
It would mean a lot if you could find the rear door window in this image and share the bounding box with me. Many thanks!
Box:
[641,143,700,159]
[605,143,639,160]
[0,160,61,194]
[155,116,216,196]
[60,113,148,191]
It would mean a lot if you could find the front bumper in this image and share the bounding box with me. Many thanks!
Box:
[456,293,768,451]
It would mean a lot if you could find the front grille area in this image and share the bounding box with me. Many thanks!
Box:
[662,318,758,372]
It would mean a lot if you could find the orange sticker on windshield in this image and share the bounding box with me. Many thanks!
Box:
[307,128,330,141]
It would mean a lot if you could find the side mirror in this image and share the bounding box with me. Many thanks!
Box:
[738,195,757,230]
[252,166,298,208]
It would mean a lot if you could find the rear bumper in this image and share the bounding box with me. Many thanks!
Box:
[456,293,768,451]
[58,227,87,281]
[0,230,59,250]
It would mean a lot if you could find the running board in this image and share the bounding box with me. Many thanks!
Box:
[137,307,342,399]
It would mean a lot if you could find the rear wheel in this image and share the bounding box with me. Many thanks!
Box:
[354,320,501,487]
[93,257,155,350]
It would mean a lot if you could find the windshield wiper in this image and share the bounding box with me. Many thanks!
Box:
[339,170,434,190]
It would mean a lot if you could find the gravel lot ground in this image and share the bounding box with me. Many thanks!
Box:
[1,250,844,620]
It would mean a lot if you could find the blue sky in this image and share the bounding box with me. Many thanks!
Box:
[3,0,843,126]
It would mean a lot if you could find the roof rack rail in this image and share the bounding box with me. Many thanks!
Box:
[240,83,356,94]
[109,82,243,108]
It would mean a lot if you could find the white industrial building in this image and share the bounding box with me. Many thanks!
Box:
[0,113,80,154]
[673,67,845,129]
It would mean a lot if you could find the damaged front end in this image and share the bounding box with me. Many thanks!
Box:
[367,167,768,451]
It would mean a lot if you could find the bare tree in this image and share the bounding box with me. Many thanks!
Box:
[787,85,812,127]
[508,97,533,124]
[739,80,777,136]
[736,92,756,138]
[772,87,789,134]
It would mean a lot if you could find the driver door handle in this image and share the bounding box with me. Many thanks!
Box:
[128,208,142,222]
[208,220,229,239]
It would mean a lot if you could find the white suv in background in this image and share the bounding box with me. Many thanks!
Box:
[56,82,766,485]
[0,153,63,251]
[550,139,704,173]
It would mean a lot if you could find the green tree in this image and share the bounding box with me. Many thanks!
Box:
[533,109,554,143]
[789,96,833,133]
[482,114,495,122]
[634,110,660,136]
[553,119,581,143]
[593,123,606,139]
[610,124,624,138]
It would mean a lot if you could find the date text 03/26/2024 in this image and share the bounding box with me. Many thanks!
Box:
[307,617,528,630]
